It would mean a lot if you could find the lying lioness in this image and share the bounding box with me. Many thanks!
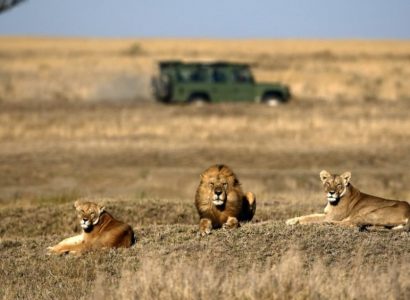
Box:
[48,200,136,255]
[286,170,410,230]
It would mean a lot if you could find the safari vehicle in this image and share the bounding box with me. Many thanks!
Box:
[152,61,291,105]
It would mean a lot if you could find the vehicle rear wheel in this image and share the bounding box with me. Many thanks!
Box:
[262,94,283,106]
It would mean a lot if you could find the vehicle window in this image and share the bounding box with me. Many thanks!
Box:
[176,69,191,82]
[212,68,227,83]
[233,68,253,83]
[190,67,207,82]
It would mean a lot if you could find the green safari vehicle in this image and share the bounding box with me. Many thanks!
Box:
[151,61,291,105]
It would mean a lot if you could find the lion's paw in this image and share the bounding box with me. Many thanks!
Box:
[47,246,63,255]
[47,246,57,253]
[198,228,212,237]
[199,218,212,236]
[223,217,239,230]
[286,217,300,225]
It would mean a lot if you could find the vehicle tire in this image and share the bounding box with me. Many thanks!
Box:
[262,94,283,106]
[152,75,172,103]
[188,95,209,106]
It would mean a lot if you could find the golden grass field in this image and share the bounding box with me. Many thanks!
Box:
[0,38,409,299]
[1,37,410,102]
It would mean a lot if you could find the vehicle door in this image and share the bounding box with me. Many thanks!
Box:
[210,67,233,102]
[176,65,209,101]
[230,66,255,101]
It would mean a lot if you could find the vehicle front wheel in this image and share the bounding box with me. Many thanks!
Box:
[188,95,210,106]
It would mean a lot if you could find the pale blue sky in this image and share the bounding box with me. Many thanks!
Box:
[0,0,409,39]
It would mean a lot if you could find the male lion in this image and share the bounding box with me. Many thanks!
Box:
[286,170,410,230]
[48,200,136,255]
[195,164,256,235]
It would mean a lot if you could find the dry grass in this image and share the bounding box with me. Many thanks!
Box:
[0,37,409,102]
[1,216,409,299]
[105,251,409,300]
[0,38,410,299]
[0,100,409,299]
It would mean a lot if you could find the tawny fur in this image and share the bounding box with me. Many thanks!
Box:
[195,164,256,235]
[48,200,135,255]
[286,170,410,230]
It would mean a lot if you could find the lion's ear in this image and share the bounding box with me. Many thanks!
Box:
[200,173,207,182]
[74,200,80,209]
[341,171,351,186]
[319,170,331,183]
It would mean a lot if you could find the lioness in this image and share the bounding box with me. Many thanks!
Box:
[286,170,410,230]
[195,164,256,235]
[48,200,136,255]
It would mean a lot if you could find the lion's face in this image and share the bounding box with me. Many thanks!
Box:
[320,170,351,205]
[74,200,105,231]
[207,177,229,206]
[200,164,238,207]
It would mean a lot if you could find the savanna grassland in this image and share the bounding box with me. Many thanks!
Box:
[1,38,410,102]
[0,38,410,300]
